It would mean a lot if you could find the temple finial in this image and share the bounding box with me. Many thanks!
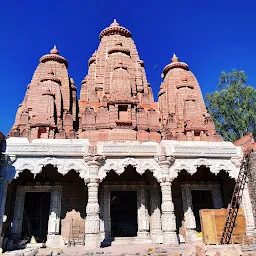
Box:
[172,53,178,62]
[50,45,59,55]
[110,19,119,27]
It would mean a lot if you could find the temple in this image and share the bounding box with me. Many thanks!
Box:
[0,20,254,250]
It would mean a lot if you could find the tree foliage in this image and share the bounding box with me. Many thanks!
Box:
[205,69,256,142]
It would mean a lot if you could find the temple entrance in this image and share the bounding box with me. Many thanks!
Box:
[110,191,138,237]
[191,190,214,232]
[22,192,51,242]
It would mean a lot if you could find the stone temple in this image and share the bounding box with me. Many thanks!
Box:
[0,20,255,250]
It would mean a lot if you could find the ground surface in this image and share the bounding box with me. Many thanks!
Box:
[3,242,256,256]
[35,243,250,256]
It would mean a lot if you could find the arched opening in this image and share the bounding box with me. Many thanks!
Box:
[3,165,87,247]
[99,165,161,244]
[172,166,235,242]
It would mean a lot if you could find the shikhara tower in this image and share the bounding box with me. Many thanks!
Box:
[1,20,254,250]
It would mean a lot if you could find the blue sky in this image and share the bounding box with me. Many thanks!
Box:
[1,0,255,135]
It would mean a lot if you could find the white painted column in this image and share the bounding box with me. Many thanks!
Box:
[181,185,196,243]
[85,160,101,249]
[241,185,255,235]
[137,186,149,239]
[0,172,8,246]
[11,187,25,239]
[46,189,64,248]
[150,183,162,243]
[160,181,179,245]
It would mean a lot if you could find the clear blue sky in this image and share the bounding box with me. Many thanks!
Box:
[1,0,256,135]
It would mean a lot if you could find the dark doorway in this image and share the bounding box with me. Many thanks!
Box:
[191,190,214,232]
[22,192,51,242]
[110,191,137,237]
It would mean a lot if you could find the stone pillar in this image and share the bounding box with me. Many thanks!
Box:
[241,185,255,235]
[85,159,101,249]
[248,152,256,233]
[0,171,8,247]
[46,190,64,248]
[11,187,26,240]
[137,186,149,239]
[160,181,178,245]
[150,183,162,243]
[181,184,196,243]
[212,185,223,209]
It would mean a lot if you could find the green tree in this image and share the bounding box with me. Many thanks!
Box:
[205,69,256,142]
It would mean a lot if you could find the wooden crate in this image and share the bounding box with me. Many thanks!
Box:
[200,209,246,244]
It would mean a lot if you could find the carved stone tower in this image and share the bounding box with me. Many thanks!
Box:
[79,20,160,143]
[158,54,221,141]
[9,46,78,140]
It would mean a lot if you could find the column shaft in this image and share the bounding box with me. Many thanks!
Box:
[0,177,8,246]
[137,186,149,238]
[181,185,196,242]
[11,187,25,240]
[241,185,255,235]
[161,181,178,245]
[46,190,64,248]
[150,184,162,243]
[85,180,100,249]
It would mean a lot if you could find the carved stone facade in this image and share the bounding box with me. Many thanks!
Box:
[1,137,253,249]
[1,20,255,250]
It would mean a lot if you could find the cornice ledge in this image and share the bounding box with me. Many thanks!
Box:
[6,138,90,156]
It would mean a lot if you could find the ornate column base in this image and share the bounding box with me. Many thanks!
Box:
[163,231,179,245]
[85,234,100,249]
[137,231,149,239]
[99,219,105,242]
[151,230,163,244]
[185,229,196,243]
[46,235,65,248]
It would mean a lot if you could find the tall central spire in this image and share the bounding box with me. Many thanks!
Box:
[79,20,160,143]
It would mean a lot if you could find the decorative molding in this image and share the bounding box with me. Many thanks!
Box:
[162,140,241,158]
[97,142,159,156]
[6,138,90,157]
[12,157,90,182]
[170,158,239,180]
[98,157,162,181]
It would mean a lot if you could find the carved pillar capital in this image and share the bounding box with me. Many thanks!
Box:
[156,155,175,183]
[84,154,105,166]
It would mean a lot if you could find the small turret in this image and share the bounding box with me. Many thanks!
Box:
[158,54,221,141]
[9,46,78,140]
